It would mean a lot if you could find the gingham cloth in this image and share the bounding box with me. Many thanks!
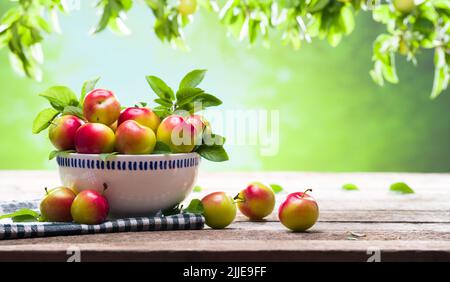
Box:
[0,200,204,240]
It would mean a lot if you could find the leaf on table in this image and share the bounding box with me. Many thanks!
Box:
[183,199,204,215]
[390,182,415,194]
[349,231,366,238]
[269,184,284,194]
[0,208,40,222]
[342,183,359,191]
[193,185,203,192]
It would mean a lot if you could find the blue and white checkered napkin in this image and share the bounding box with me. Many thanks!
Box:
[0,200,204,240]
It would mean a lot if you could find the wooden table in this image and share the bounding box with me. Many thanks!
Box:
[0,171,449,262]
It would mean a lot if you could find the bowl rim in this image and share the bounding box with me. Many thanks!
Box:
[62,152,200,159]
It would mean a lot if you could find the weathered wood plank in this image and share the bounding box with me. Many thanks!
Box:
[1,171,449,261]
[1,220,449,245]
[0,239,449,262]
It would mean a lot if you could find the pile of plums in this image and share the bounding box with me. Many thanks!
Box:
[49,89,207,154]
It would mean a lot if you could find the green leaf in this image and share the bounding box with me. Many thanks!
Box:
[134,101,148,108]
[327,30,342,47]
[152,141,172,154]
[183,199,204,215]
[32,108,59,134]
[49,150,76,160]
[39,86,79,111]
[431,47,449,99]
[49,150,59,160]
[433,0,450,10]
[161,203,183,216]
[36,16,52,33]
[269,184,284,194]
[196,144,229,162]
[196,94,222,108]
[176,87,204,105]
[179,69,207,90]
[342,183,359,191]
[0,208,40,222]
[339,4,355,35]
[80,76,101,104]
[153,105,171,119]
[146,75,175,100]
[100,152,119,161]
[182,93,223,112]
[154,98,173,107]
[413,18,435,35]
[94,2,112,33]
[193,185,203,192]
[379,52,399,84]
[373,5,395,24]
[309,0,330,13]
[62,106,84,119]
[203,133,226,146]
[390,182,415,194]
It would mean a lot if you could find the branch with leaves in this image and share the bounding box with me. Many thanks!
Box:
[1,0,449,97]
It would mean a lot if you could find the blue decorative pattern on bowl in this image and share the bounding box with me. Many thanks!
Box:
[56,156,199,171]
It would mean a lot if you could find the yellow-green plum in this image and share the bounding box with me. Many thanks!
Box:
[156,114,197,153]
[115,120,156,154]
[83,89,121,125]
[278,190,319,232]
[118,107,160,133]
[48,115,84,150]
[237,182,275,220]
[178,0,197,15]
[109,120,118,132]
[201,192,237,229]
[75,123,115,154]
[393,0,416,14]
[40,187,76,222]
[71,189,109,225]
[186,114,212,143]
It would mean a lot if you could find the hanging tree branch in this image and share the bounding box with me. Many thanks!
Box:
[0,0,449,98]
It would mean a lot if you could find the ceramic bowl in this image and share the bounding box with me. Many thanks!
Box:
[56,153,200,216]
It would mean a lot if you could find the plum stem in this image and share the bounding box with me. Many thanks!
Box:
[102,183,108,195]
[301,189,313,198]
[233,193,245,204]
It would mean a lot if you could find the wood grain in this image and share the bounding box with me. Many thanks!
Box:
[0,171,449,261]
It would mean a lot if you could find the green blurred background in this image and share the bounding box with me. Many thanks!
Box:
[1,2,449,172]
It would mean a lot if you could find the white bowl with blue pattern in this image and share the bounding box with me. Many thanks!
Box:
[56,153,201,217]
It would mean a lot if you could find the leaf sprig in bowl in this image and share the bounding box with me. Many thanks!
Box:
[32,69,229,162]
